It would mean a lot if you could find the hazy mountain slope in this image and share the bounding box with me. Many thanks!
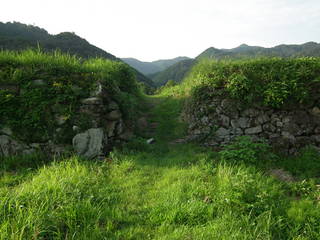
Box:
[0,21,154,88]
[152,56,190,70]
[122,58,162,75]
[122,56,190,75]
[150,59,196,86]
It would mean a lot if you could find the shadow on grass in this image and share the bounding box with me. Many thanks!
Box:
[0,152,50,172]
[0,151,75,184]
[138,95,188,142]
[216,135,320,184]
[0,152,54,188]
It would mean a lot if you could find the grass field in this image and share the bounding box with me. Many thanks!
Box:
[1,94,320,239]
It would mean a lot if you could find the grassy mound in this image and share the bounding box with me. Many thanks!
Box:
[0,50,142,143]
[185,58,320,108]
[160,58,320,108]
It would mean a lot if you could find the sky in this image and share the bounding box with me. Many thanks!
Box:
[1,0,320,61]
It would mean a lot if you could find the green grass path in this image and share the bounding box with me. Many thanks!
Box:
[0,95,320,239]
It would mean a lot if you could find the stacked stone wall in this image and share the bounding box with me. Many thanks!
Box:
[0,81,133,159]
[185,97,320,154]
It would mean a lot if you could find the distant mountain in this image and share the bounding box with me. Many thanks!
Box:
[150,59,196,87]
[0,21,154,88]
[121,58,162,75]
[152,57,191,71]
[197,42,320,59]
[122,56,190,75]
[152,42,320,87]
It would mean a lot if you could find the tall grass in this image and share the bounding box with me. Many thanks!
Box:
[1,143,319,239]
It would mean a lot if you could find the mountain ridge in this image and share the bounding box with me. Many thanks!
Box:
[197,42,320,59]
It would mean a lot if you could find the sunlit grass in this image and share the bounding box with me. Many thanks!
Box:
[1,145,319,239]
[0,49,131,79]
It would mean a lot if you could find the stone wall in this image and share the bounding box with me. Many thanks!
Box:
[184,97,320,154]
[0,81,133,159]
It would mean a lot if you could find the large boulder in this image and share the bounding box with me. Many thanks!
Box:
[72,128,106,159]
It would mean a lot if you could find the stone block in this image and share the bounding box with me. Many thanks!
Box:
[238,117,250,129]
[215,127,230,137]
[255,114,270,125]
[245,126,262,135]
[283,122,302,136]
[281,131,296,141]
[242,108,260,117]
[220,115,230,127]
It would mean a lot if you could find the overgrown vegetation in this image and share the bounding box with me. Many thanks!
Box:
[0,49,142,142]
[165,58,320,108]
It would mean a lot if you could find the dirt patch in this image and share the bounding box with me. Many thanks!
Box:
[269,168,295,182]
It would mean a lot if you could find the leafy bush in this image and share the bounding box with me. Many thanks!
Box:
[278,146,320,179]
[220,136,277,165]
[184,58,320,108]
